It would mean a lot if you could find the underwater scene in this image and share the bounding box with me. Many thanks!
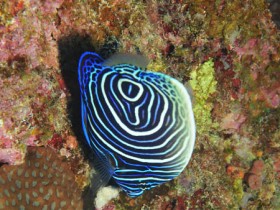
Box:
[0,0,279,209]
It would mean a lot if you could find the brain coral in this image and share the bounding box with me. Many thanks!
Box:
[0,147,83,209]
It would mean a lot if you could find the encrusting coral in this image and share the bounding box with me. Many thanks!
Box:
[189,59,217,135]
[0,0,279,209]
[0,147,83,209]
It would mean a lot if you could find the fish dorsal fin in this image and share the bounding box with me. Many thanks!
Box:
[78,52,104,90]
[103,53,149,69]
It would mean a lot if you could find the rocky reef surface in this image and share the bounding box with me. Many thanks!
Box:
[0,0,279,209]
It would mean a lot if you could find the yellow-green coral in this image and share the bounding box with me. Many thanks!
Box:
[233,178,244,203]
[189,59,217,134]
[147,57,167,74]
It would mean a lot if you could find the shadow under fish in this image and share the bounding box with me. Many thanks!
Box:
[78,52,196,197]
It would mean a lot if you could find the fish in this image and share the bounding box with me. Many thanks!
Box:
[78,52,196,197]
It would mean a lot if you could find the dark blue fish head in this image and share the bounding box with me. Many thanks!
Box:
[78,52,196,197]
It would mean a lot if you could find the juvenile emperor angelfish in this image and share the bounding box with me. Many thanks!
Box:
[78,52,196,197]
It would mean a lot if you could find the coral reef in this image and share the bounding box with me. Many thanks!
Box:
[95,186,120,210]
[0,65,70,164]
[245,160,265,190]
[0,0,279,209]
[0,146,83,209]
[189,59,217,135]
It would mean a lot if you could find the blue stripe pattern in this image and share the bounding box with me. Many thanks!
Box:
[78,52,196,197]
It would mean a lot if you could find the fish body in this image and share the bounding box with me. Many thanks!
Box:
[78,52,195,197]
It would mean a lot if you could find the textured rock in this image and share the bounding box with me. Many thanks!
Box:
[0,147,83,209]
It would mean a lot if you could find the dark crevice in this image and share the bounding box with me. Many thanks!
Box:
[57,33,119,210]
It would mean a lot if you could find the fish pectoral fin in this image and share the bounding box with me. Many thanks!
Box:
[90,152,115,196]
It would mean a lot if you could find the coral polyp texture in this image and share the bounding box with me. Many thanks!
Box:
[0,0,279,209]
[0,147,83,210]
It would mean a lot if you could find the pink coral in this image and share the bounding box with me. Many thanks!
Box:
[0,148,24,165]
[234,38,259,59]
[245,160,265,190]
[247,174,262,190]
[234,38,277,67]
[0,127,13,148]
[0,0,62,70]
[29,0,64,15]
[250,160,265,176]
[259,83,280,108]
[0,67,68,165]
[221,112,246,133]
[98,204,115,210]
[47,134,64,150]
[65,135,78,150]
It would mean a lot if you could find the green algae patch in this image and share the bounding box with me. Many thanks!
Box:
[147,58,167,74]
[189,59,217,135]
[233,178,244,203]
